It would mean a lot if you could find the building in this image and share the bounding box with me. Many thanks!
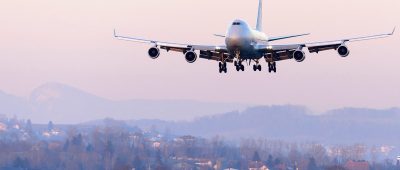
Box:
[344,160,370,170]
[249,161,269,170]
[397,156,400,166]
[0,122,7,131]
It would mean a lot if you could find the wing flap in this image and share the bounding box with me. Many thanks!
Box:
[308,43,341,53]
[199,50,232,63]
[265,50,295,62]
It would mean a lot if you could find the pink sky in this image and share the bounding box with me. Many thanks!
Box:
[0,0,399,112]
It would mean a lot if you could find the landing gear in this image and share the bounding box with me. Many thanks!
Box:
[253,64,262,71]
[253,60,262,72]
[268,62,277,73]
[234,61,245,72]
[219,62,227,73]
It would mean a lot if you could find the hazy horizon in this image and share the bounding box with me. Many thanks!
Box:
[1,82,399,114]
[1,0,399,115]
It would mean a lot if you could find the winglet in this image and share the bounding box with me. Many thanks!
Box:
[391,27,396,35]
[113,29,117,37]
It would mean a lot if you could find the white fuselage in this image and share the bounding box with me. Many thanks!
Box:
[225,19,268,59]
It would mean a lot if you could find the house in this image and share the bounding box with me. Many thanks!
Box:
[274,163,286,170]
[249,161,269,170]
[174,135,196,146]
[195,159,212,167]
[0,122,7,131]
[344,160,370,170]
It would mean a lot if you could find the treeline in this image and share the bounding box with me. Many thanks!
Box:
[0,118,399,170]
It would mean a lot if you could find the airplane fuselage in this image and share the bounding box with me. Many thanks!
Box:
[225,19,268,59]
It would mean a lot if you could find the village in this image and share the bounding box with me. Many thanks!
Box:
[0,116,399,170]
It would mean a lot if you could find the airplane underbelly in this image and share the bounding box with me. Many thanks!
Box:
[227,44,259,59]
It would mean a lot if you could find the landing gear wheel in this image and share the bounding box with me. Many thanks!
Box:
[267,62,273,73]
[236,61,244,72]
[253,64,262,71]
[219,62,228,74]
[272,62,276,73]
[267,62,277,73]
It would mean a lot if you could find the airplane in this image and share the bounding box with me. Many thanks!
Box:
[114,0,395,74]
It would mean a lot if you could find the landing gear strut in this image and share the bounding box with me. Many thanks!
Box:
[219,62,227,73]
[268,62,277,73]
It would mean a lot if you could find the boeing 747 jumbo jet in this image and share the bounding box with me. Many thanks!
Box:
[114,0,395,73]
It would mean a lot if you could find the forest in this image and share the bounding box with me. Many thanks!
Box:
[0,117,399,170]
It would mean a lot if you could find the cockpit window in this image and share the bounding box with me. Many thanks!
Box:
[232,22,241,25]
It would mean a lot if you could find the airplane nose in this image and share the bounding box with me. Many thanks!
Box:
[226,37,246,48]
[229,37,241,45]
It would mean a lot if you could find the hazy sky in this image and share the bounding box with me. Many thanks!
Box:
[0,0,399,112]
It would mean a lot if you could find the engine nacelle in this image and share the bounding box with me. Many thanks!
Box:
[337,45,350,57]
[148,47,160,59]
[293,50,306,62]
[185,51,197,63]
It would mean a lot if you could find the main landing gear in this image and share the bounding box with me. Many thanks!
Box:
[268,62,277,73]
[219,62,227,73]
[234,61,245,72]
[253,60,262,72]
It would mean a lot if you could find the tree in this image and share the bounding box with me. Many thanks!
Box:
[63,139,70,151]
[252,151,261,162]
[25,119,33,134]
[133,156,145,170]
[155,149,169,170]
[266,154,274,167]
[71,134,83,146]
[308,157,318,170]
[13,156,30,169]
[274,158,281,166]
[397,160,400,169]
[47,121,54,131]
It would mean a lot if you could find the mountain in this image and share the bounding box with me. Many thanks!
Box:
[1,83,248,123]
[2,83,400,147]
[0,90,29,115]
[126,105,400,146]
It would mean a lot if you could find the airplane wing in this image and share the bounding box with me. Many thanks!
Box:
[306,27,395,54]
[257,28,395,62]
[114,30,227,52]
[267,33,310,42]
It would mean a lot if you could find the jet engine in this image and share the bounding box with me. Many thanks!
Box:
[148,47,160,59]
[185,51,197,63]
[337,45,350,57]
[293,50,306,62]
